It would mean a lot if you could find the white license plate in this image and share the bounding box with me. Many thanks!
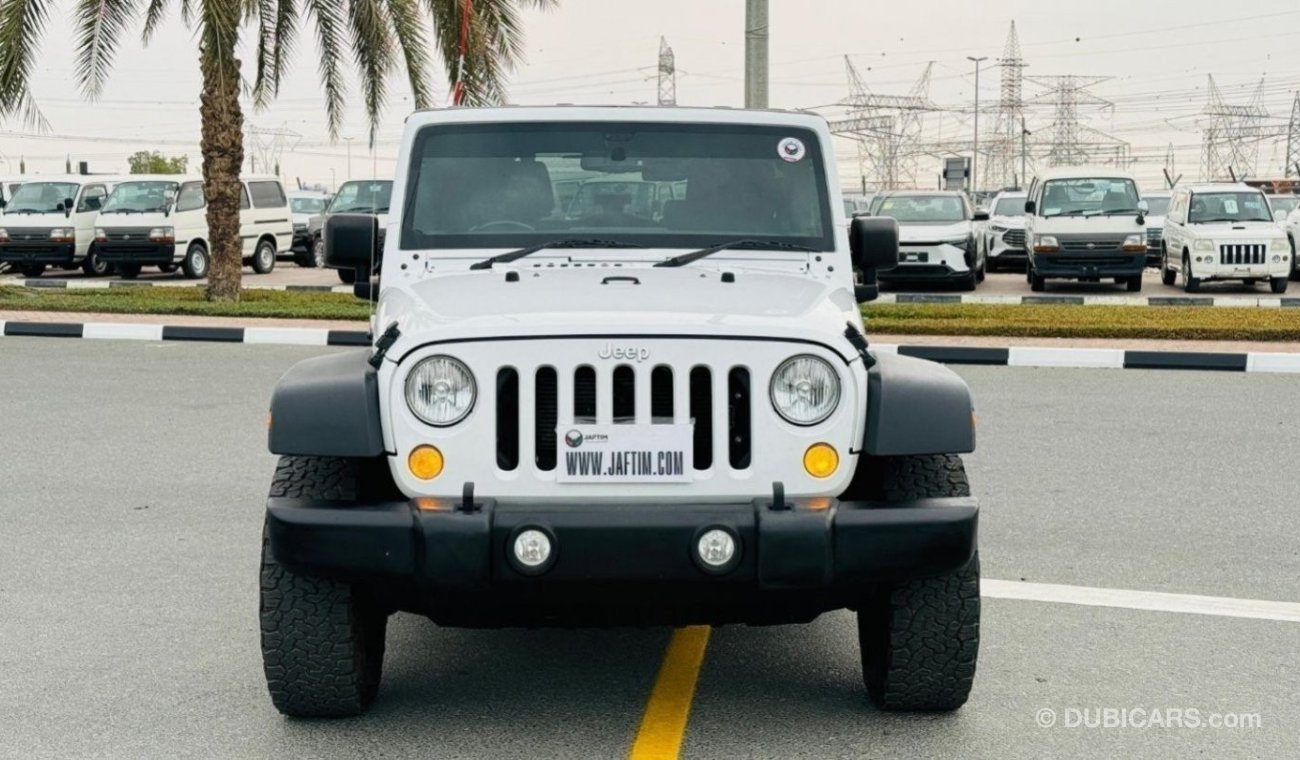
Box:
[556,423,694,483]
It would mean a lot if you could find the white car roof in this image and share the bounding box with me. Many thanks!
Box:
[1032,167,1139,183]
[13,174,126,184]
[1183,183,1260,194]
[1141,190,1172,198]
[878,190,966,198]
[992,190,1026,199]
[112,175,198,183]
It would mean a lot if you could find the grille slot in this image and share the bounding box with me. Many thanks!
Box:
[689,367,713,470]
[1146,228,1163,247]
[612,366,635,423]
[496,369,519,471]
[574,366,596,424]
[1219,243,1264,265]
[651,366,674,422]
[728,368,751,470]
[1061,239,1123,251]
[1004,229,1026,248]
[534,367,557,471]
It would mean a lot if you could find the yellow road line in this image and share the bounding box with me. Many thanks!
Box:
[628,626,712,760]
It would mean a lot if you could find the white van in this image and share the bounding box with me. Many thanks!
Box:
[0,174,121,277]
[95,174,293,278]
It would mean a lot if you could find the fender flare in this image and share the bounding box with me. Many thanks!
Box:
[268,350,386,458]
[864,352,975,456]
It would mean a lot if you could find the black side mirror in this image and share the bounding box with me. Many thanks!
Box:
[973,211,990,222]
[849,216,899,303]
[64,198,75,217]
[325,213,379,286]
[0,198,6,210]
[1024,200,1036,215]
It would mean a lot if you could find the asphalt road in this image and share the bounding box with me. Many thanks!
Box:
[1,339,1297,759]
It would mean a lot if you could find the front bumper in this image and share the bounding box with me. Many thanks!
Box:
[879,243,972,281]
[0,241,76,264]
[95,241,176,265]
[1031,250,1145,279]
[291,229,312,252]
[266,494,978,625]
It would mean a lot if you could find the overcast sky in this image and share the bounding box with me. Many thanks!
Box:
[4,0,1299,190]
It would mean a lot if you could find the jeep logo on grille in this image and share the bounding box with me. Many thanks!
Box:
[597,343,650,363]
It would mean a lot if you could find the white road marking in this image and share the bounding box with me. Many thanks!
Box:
[1246,352,1300,373]
[243,327,329,346]
[83,322,165,341]
[984,579,1300,623]
[1008,346,1125,369]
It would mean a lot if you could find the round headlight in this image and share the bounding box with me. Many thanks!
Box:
[405,355,476,426]
[770,355,841,426]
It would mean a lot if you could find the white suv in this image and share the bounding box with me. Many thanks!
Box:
[872,190,988,290]
[1159,183,1290,294]
[984,191,1027,271]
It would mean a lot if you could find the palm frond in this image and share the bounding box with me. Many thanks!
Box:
[74,0,139,100]
[0,0,52,127]
[385,0,431,110]
[427,0,547,107]
[141,0,168,43]
[248,0,277,106]
[181,0,193,25]
[347,0,395,145]
[271,0,298,98]
[303,0,347,136]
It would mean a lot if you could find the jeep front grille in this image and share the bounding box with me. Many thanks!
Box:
[493,363,753,474]
[1219,243,1265,265]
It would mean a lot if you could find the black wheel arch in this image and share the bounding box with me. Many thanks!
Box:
[863,352,975,456]
[268,351,386,458]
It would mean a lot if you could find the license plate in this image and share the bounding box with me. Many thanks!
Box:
[557,423,693,483]
[901,252,928,263]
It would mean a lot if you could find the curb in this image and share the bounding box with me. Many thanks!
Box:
[1,277,353,294]
[4,320,1300,374]
[875,293,1300,308]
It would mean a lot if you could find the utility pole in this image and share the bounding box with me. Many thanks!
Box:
[967,56,987,194]
[744,0,768,108]
[344,137,355,179]
[657,37,677,106]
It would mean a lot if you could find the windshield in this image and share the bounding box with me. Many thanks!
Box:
[4,182,79,213]
[328,181,392,214]
[992,197,1026,217]
[291,196,328,214]
[1041,178,1140,217]
[399,122,833,251]
[874,195,967,223]
[1142,196,1171,216]
[102,181,178,213]
[1267,196,1299,215]
[1189,192,1272,223]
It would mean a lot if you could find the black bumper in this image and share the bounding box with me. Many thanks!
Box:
[96,241,176,265]
[878,264,968,281]
[291,230,312,252]
[0,242,75,264]
[1031,251,1145,279]
[267,495,977,625]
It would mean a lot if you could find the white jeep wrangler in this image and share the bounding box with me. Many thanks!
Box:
[259,106,980,717]
[1160,184,1290,293]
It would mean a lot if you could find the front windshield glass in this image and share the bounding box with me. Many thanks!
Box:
[400,122,833,250]
[291,197,327,214]
[4,182,79,213]
[1142,196,1171,216]
[102,181,179,213]
[1041,178,1140,217]
[329,182,392,214]
[992,197,1026,216]
[874,195,966,223]
[1189,192,1272,223]
[1267,196,1299,215]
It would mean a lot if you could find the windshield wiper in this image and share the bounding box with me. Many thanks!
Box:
[468,238,647,270]
[654,239,822,268]
[1046,209,1091,217]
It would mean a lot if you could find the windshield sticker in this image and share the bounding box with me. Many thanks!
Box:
[778,137,806,163]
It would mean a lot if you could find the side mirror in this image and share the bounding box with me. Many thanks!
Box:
[1138,200,1150,214]
[0,197,6,210]
[849,216,899,303]
[973,211,990,222]
[64,197,75,217]
[1024,200,1037,215]
[324,213,380,284]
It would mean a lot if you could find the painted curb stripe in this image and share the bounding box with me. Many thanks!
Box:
[243,327,330,346]
[983,579,1300,624]
[2,322,83,338]
[1007,346,1125,369]
[160,325,245,343]
[1123,350,1248,372]
[1022,295,1084,305]
[1246,352,1300,373]
[898,345,1010,365]
[1148,296,1214,307]
[629,626,711,760]
[327,330,371,346]
[83,323,165,341]
[25,279,68,289]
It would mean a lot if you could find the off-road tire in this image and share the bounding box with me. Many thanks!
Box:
[854,454,979,712]
[259,456,390,717]
[252,239,276,274]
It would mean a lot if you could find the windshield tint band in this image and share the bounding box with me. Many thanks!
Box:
[398,121,835,252]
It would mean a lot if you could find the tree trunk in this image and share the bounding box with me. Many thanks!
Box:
[199,34,245,302]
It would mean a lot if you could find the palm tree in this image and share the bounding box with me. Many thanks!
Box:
[0,0,553,300]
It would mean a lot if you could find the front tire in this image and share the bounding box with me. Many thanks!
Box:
[1161,249,1176,286]
[17,263,45,278]
[338,268,357,284]
[115,263,143,279]
[260,456,390,717]
[82,250,111,276]
[182,243,210,279]
[1125,274,1143,293]
[852,454,979,712]
[1183,254,1201,293]
[1029,266,1046,292]
[1271,277,1289,294]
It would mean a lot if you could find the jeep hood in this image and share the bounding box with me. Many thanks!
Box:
[376,267,862,356]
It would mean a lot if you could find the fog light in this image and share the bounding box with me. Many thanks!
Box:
[512,528,553,570]
[803,443,839,478]
[408,445,444,480]
[696,528,737,570]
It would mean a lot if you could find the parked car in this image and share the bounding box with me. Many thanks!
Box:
[1141,190,1172,267]
[309,179,391,283]
[984,190,1028,271]
[94,174,293,278]
[288,190,331,266]
[1159,183,1290,294]
[1023,168,1148,292]
[1277,199,1300,281]
[0,174,123,277]
[871,190,988,290]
